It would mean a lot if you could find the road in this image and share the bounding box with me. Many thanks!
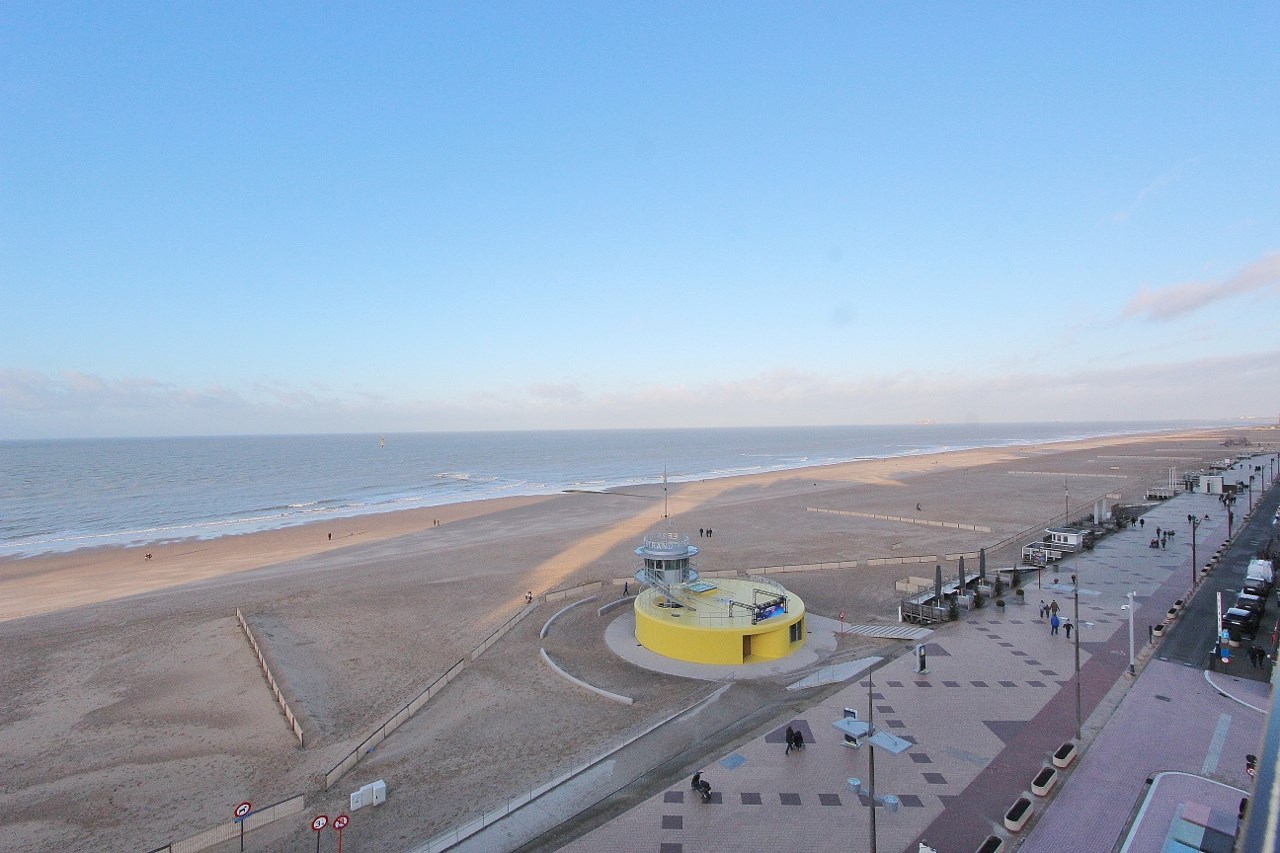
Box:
[1159,471,1279,678]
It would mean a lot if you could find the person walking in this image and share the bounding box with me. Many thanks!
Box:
[1050,613,1060,636]
[1039,600,1047,618]
[793,729,805,750]
[1064,619,1073,639]
[785,726,796,754]
[1049,599,1060,616]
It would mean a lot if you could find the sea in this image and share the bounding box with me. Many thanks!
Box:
[0,421,1231,559]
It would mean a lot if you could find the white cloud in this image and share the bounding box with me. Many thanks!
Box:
[2,352,1277,439]
[1124,251,1280,321]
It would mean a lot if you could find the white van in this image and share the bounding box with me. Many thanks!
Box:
[1246,558,1274,585]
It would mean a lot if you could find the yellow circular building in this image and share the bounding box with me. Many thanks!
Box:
[632,531,806,666]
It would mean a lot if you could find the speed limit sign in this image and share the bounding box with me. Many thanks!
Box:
[311,814,329,831]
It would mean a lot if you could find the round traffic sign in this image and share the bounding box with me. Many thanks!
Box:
[311,815,328,831]
[234,802,252,819]
[333,814,349,830]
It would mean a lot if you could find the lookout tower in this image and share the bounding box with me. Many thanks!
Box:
[631,529,806,666]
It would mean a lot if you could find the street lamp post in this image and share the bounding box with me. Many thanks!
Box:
[1073,573,1082,740]
[1124,592,1136,676]
[832,674,911,853]
[1248,475,1254,511]
[1188,514,1200,589]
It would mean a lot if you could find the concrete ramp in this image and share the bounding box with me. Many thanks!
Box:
[787,656,882,690]
[843,623,933,641]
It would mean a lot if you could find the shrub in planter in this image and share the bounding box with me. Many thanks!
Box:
[1053,741,1078,768]
[995,599,1006,610]
[1004,797,1032,832]
[1032,766,1058,796]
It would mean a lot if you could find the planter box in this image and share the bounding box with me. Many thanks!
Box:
[975,836,1004,853]
[1032,766,1058,796]
[1153,624,1165,637]
[1004,796,1033,832]
[1164,609,1178,624]
[1052,741,1077,768]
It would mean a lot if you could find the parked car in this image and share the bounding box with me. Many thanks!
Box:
[1223,607,1259,637]
[1244,577,1271,598]
[1236,593,1266,617]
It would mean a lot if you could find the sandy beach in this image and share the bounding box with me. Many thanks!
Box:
[0,426,1268,852]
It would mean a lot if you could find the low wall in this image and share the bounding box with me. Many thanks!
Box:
[325,600,543,789]
[539,649,633,704]
[236,609,304,745]
[545,580,603,602]
[807,506,993,533]
[472,601,538,660]
[541,596,597,639]
[324,657,466,788]
[146,794,304,853]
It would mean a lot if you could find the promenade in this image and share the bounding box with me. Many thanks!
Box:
[453,454,1277,853]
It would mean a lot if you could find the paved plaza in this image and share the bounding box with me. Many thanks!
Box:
[451,456,1277,853]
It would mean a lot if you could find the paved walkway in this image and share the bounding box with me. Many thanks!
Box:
[444,456,1277,852]
[562,464,1273,852]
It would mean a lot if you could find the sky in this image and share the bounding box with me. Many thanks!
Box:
[2,2,1278,439]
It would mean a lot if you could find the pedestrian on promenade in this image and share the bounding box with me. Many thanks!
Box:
[1039,600,1047,618]
[1050,613,1060,636]
[1140,518,1145,528]
[1049,600,1060,616]
[1064,620,1073,639]
[624,581,629,596]
[785,726,795,754]
[793,729,805,750]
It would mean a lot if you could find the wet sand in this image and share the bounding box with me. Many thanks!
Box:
[0,427,1262,852]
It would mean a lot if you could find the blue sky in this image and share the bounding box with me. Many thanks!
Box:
[3,2,1278,438]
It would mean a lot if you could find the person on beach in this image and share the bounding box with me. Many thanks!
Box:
[1050,613,1060,636]
[524,591,533,604]
[785,726,796,754]
[327,532,331,541]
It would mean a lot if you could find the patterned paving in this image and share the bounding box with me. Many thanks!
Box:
[554,484,1268,853]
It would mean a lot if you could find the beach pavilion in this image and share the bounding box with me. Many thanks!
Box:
[631,530,806,665]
